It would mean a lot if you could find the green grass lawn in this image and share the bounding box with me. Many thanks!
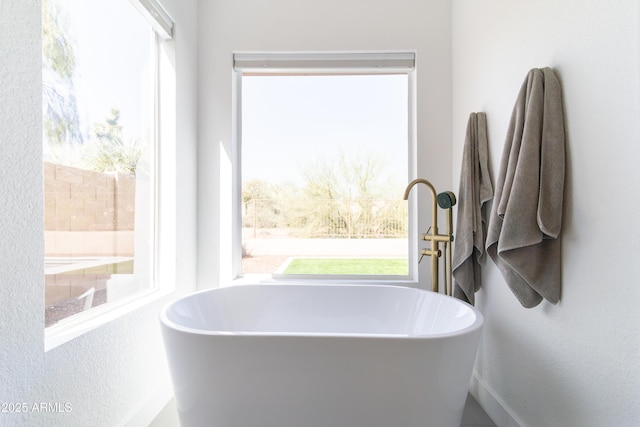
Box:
[282,257,408,275]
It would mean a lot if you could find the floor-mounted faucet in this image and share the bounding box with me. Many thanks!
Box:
[403,179,456,295]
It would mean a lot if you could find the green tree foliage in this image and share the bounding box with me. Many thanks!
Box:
[242,152,407,238]
[84,109,141,175]
[303,152,385,200]
[42,0,82,147]
[299,152,400,237]
[42,1,140,176]
[242,179,278,228]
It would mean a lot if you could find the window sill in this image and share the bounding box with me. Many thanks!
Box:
[231,274,418,288]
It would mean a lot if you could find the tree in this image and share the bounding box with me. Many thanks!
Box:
[84,109,141,175]
[302,152,389,200]
[42,2,142,176]
[300,152,398,237]
[241,152,407,238]
[42,0,82,148]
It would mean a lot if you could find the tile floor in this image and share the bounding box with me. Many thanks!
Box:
[151,393,496,426]
[461,393,496,426]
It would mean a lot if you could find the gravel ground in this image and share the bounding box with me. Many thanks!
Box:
[45,288,107,327]
[242,255,289,274]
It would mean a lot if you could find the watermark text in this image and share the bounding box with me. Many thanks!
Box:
[1,402,72,413]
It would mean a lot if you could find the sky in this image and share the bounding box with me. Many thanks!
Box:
[60,0,152,143]
[241,74,409,190]
[55,0,409,195]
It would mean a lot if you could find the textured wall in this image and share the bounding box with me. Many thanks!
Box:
[0,1,198,426]
[0,0,46,423]
[452,1,640,426]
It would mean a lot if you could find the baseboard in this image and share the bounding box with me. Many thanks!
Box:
[470,372,525,427]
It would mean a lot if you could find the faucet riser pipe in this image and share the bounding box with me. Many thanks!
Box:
[403,178,456,295]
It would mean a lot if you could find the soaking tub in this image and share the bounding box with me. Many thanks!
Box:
[160,284,483,427]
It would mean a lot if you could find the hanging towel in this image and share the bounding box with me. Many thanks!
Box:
[486,67,565,308]
[453,112,493,305]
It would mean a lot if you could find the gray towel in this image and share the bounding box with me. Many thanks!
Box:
[486,67,565,308]
[453,112,493,305]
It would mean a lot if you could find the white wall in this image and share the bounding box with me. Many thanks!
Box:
[452,1,640,426]
[0,1,198,425]
[197,0,453,288]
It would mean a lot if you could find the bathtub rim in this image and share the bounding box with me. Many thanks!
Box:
[159,283,483,340]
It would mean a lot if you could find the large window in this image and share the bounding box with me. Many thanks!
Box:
[42,0,172,328]
[235,53,414,279]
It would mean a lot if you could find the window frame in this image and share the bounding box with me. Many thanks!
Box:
[231,51,419,285]
[44,0,177,350]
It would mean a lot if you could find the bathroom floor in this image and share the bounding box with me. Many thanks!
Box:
[461,394,496,426]
[150,393,496,426]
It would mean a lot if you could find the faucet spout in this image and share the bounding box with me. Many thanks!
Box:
[403,178,438,234]
[403,178,440,293]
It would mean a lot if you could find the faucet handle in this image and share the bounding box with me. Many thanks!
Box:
[420,226,432,240]
[419,248,441,258]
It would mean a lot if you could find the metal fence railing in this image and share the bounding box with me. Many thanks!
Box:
[242,199,408,239]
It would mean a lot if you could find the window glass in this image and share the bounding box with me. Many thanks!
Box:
[241,74,409,276]
[43,0,156,326]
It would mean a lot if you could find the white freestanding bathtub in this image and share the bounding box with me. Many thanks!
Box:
[160,284,483,427]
